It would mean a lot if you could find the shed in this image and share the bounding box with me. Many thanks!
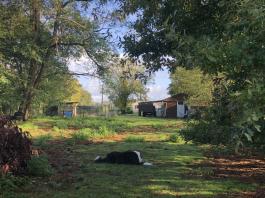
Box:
[138,93,188,118]
[59,102,79,117]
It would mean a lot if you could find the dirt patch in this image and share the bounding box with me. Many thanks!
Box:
[253,188,265,198]
[201,155,265,184]
[186,153,265,197]
[214,191,256,198]
[220,188,265,198]
[38,141,80,181]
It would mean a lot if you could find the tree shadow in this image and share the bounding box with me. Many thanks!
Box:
[25,138,258,198]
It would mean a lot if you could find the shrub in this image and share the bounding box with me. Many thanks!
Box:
[125,136,145,142]
[125,107,133,114]
[71,128,92,141]
[0,116,32,174]
[34,134,52,147]
[54,120,68,129]
[96,126,114,137]
[168,133,184,143]
[27,156,53,177]
[180,121,233,145]
[52,126,60,132]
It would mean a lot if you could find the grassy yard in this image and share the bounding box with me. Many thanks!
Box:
[1,115,261,198]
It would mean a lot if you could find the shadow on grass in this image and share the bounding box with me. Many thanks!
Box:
[20,137,257,198]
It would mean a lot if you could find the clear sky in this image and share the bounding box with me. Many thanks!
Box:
[69,2,171,103]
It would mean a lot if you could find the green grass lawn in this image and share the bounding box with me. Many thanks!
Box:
[1,115,258,198]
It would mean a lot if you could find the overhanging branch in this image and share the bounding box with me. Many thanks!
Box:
[62,0,92,8]
[53,41,105,71]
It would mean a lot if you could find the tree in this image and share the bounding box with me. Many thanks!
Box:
[118,0,264,77]
[0,0,109,120]
[103,58,148,113]
[30,67,77,115]
[169,67,213,106]
[69,79,92,106]
[117,0,265,148]
[0,66,21,114]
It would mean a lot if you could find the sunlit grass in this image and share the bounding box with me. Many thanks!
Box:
[124,135,145,142]
[9,115,258,197]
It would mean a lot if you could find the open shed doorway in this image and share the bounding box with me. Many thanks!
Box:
[177,101,185,118]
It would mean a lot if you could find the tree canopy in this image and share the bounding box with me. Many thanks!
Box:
[103,57,148,113]
[69,79,92,106]
[0,0,109,119]
[168,67,213,106]
[117,0,265,149]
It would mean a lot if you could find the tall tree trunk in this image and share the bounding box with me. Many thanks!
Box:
[18,0,60,120]
[19,90,34,121]
[18,0,41,120]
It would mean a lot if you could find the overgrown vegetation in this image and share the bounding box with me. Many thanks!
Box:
[181,78,265,152]
[103,57,149,114]
[0,1,108,119]
[0,115,260,197]
[118,0,265,152]
[27,156,53,177]
[168,67,213,106]
[168,133,184,144]
[0,116,32,174]
[0,0,264,196]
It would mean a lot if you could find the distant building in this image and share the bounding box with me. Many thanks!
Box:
[130,101,142,114]
[59,102,79,117]
[138,94,188,118]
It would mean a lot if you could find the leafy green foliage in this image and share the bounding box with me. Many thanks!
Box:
[71,128,92,142]
[27,156,53,177]
[103,58,149,113]
[69,79,92,105]
[118,0,265,151]
[169,67,213,106]
[0,1,109,119]
[180,121,233,145]
[168,133,184,144]
[54,120,69,129]
[96,126,114,137]
[71,126,115,142]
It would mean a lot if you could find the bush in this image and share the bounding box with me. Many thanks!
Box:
[27,156,53,177]
[168,133,184,143]
[0,116,32,174]
[125,107,133,114]
[54,120,68,129]
[125,136,145,142]
[96,126,114,137]
[71,128,92,141]
[52,126,60,132]
[180,121,233,145]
